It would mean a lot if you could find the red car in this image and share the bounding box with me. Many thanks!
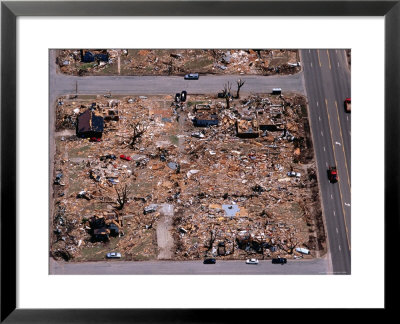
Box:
[90,137,101,142]
[344,98,351,113]
[120,154,132,161]
[327,166,338,183]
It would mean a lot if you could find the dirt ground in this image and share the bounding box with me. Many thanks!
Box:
[57,49,301,76]
[50,91,325,263]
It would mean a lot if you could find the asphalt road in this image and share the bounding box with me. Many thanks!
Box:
[54,73,305,96]
[50,257,330,275]
[48,50,352,275]
[301,49,351,275]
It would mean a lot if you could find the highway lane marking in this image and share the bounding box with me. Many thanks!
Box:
[311,62,313,67]
[319,115,321,121]
[321,131,323,136]
[325,99,351,251]
[333,211,336,216]
[326,50,331,69]
[336,227,339,234]
[337,62,340,67]
[335,100,351,188]
[317,101,319,107]
[323,146,326,151]
[347,116,349,121]
[309,49,311,53]
[339,245,341,251]
[317,50,322,67]
[331,194,333,199]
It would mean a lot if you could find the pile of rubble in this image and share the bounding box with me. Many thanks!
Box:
[51,91,324,262]
[56,49,301,76]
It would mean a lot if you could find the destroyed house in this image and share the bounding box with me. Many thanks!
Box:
[76,109,104,138]
[93,228,109,242]
[193,105,218,127]
[236,119,260,138]
[80,50,109,63]
[108,223,120,237]
[257,108,284,131]
[90,216,109,242]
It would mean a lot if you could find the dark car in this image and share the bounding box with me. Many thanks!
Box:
[184,73,199,80]
[203,258,216,264]
[272,258,287,264]
[181,91,187,102]
[327,166,338,183]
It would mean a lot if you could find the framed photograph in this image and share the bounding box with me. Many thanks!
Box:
[1,0,394,321]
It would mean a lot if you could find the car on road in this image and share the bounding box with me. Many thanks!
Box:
[272,257,287,264]
[203,258,216,264]
[344,98,351,113]
[184,73,199,80]
[106,252,121,259]
[272,88,282,95]
[327,166,338,183]
[120,154,132,161]
[246,258,259,265]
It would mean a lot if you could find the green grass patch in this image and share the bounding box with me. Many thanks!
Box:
[187,101,206,107]
[79,62,97,71]
[184,57,214,71]
[77,237,120,261]
[169,135,179,145]
[68,145,91,158]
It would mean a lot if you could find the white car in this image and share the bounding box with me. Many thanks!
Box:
[246,258,259,265]
[106,252,121,259]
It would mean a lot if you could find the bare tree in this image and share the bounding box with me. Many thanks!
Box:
[222,82,232,109]
[205,229,217,252]
[278,230,299,255]
[167,59,174,75]
[115,184,129,210]
[235,79,245,99]
[129,120,147,148]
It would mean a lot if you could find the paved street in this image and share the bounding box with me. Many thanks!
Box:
[50,257,330,275]
[54,73,305,96]
[49,49,350,275]
[301,49,351,274]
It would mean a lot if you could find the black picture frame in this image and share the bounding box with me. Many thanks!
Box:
[1,0,395,321]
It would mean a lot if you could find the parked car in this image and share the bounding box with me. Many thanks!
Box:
[184,73,199,80]
[272,257,287,264]
[106,154,117,160]
[246,258,259,265]
[203,258,216,264]
[120,154,132,161]
[272,88,282,95]
[106,252,121,259]
[181,90,187,102]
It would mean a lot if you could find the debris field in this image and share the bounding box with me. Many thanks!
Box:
[51,90,325,262]
[56,49,301,76]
